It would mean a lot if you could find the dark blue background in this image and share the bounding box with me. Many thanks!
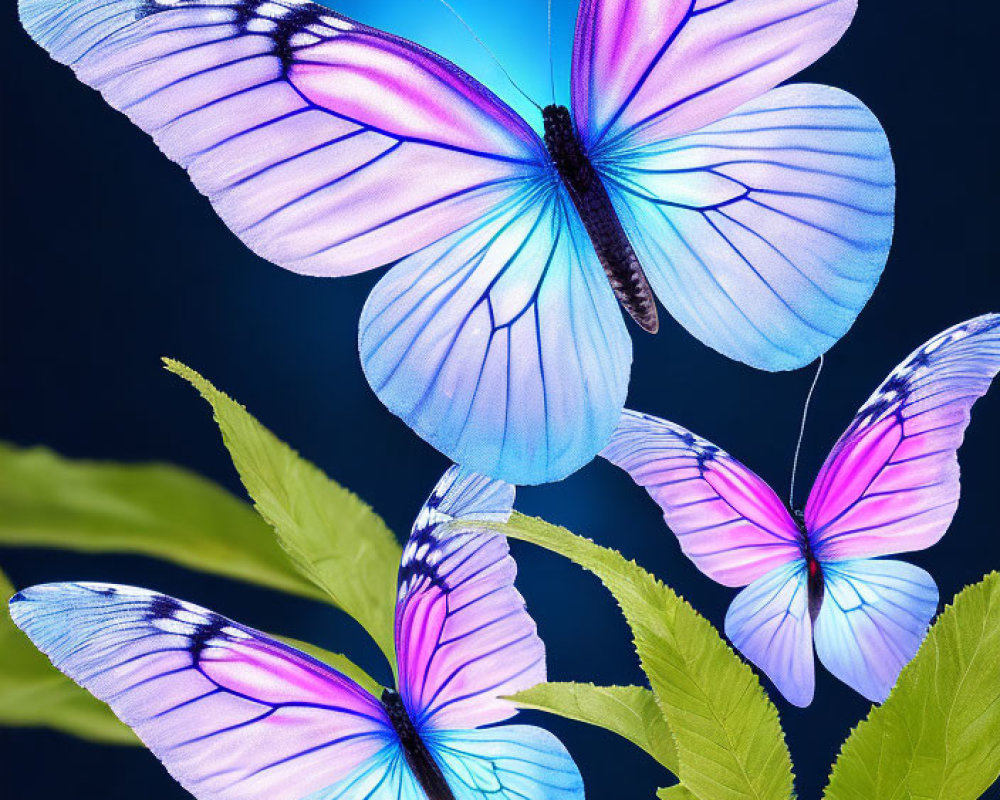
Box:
[2,0,998,797]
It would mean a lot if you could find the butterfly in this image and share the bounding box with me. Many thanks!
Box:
[600,314,1000,706]
[9,466,584,799]
[17,0,895,485]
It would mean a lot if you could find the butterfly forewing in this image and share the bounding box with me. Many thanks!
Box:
[804,314,1000,560]
[8,583,395,800]
[600,410,803,587]
[394,467,545,731]
[18,0,544,277]
[571,0,859,152]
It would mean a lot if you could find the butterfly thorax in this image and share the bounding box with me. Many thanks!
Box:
[381,688,455,800]
[794,511,825,622]
[541,105,659,334]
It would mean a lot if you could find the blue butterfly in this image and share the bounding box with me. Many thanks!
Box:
[19,0,894,483]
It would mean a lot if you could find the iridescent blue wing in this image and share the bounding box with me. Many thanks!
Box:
[395,468,546,731]
[19,0,545,276]
[813,559,938,703]
[597,84,894,370]
[724,560,815,707]
[361,184,632,485]
[569,0,890,370]
[426,726,584,800]
[8,583,410,800]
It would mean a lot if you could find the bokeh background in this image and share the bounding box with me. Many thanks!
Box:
[1,0,998,796]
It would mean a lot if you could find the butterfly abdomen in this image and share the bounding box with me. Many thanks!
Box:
[381,689,456,800]
[542,105,659,334]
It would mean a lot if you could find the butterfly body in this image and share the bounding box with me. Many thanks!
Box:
[796,517,826,623]
[542,104,658,333]
[603,315,1000,706]
[9,467,584,799]
[380,689,455,800]
[17,0,895,483]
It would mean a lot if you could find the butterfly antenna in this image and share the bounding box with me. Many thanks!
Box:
[433,0,543,111]
[789,354,825,511]
[547,0,556,104]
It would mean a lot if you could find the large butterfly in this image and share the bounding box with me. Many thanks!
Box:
[17,0,895,484]
[9,466,583,799]
[600,314,1000,706]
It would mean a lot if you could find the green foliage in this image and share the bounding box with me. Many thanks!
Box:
[510,682,679,775]
[499,513,794,800]
[0,442,321,601]
[825,572,1000,800]
[0,566,137,745]
[164,359,401,664]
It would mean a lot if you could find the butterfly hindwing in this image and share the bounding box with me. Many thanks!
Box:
[18,0,545,277]
[599,84,894,371]
[805,314,1000,560]
[724,560,815,708]
[428,726,585,800]
[813,559,938,703]
[600,410,802,586]
[361,183,632,485]
[8,583,396,800]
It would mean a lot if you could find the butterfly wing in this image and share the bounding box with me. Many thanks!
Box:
[394,468,544,731]
[572,0,858,151]
[19,0,545,276]
[426,726,584,800]
[724,560,814,707]
[599,85,894,371]
[571,0,893,371]
[600,410,803,587]
[805,314,1000,561]
[361,182,632,485]
[8,582,403,800]
[813,559,938,703]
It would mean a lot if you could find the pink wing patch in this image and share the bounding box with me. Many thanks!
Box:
[19,0,545,276]
[601,410,802,587]
[806,315,1000,560]
[395,468,544,731]
[572,0,858,152]
[9,583,391,800]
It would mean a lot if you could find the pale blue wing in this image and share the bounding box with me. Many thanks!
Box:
[725,560,815,707]
[598,83,894,371]
[360,181,632,485]
[303,748,424,800]
[426,725,584,800]
[8,582,403,800]
[813,559,938,703]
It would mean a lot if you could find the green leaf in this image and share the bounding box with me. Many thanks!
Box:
[824,572,1000,800]
[0,442,323,601]
[509,682,679,775]
[500,513,794,800]
[658,786,698,800]
[164,359,401,664]
[0,566,137,745]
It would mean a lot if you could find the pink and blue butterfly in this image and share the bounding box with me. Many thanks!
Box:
[601,314,1000,706]
[9,467,582,799]
[17,0,895,485]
